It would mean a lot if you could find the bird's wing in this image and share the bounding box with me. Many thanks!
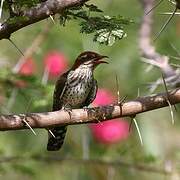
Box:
[52,71,69,111]
[82,79,98,107]
[48,71,69,151]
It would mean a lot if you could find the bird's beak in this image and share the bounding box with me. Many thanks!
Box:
[94,55,109,65]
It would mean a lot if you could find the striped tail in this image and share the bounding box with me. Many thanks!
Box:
[47,126,67,151]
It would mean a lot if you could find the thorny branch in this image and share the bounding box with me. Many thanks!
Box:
[0,0,88,40]
[0,88,179,131]
[139,0,180,91]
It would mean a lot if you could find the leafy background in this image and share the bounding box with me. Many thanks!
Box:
[0,0,180,179]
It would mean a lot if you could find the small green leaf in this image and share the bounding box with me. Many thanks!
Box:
[75,11,88,19]
[94,29,127,46]
[85,4,103,12]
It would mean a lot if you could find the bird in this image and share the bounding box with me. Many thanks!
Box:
[47,51,108,151]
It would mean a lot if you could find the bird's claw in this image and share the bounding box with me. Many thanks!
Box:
[83,106,96,114]
[62,105,72,119]
[83,107,101,123]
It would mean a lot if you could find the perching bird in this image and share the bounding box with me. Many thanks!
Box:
[47,51,108,151]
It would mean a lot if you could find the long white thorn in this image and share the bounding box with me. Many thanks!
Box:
[161,74,175,124]
[115,74,120,104]
[133,118,143,146]
[159,12,180,15]
[22,118,37,136]
[48,130,56,138]
[0,0,4,19]
[49,15,56,24]
[167,99,175,124]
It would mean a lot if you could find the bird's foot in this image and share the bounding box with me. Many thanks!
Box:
[83,106,101,123]
[83,106,96,114]
[62,105,72,119]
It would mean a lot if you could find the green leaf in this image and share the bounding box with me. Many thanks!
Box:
[75,11,88,19]
[94,29,127,46]
[85,4,103,12]
[59,3,132,46]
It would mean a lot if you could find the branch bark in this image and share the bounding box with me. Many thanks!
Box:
[0,0,87,40]
[0,88,179,131]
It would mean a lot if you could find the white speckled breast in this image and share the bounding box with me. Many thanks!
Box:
[61,66,93,108]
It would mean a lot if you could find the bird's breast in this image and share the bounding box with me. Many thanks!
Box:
[61,75,93,108]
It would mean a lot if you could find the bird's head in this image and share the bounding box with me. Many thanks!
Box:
[72,51,108,70]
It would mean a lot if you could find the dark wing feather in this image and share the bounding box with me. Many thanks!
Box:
[52,71,69,111]
[82,79,98,107]
[47,71,69,151]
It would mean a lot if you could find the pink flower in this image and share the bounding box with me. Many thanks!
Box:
[90,120,129,144]
[19,58,36,76]
[44,51,68,77]
[90,88,129,144]
[93,89,115,106]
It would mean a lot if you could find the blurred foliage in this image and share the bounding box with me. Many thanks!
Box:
[0,0,180,180]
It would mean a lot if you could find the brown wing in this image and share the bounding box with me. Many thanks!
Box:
[47,71,69,151]
[52,71,69,111]
[81,79,98,107]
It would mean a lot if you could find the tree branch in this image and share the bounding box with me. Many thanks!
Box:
[0,0,88,40]
[0,88,179,131]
